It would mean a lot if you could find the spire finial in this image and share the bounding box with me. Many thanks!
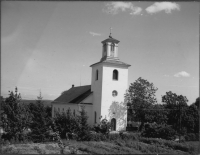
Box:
[109,27,113,38]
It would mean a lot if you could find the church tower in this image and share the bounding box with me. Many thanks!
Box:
[90,32,131,131]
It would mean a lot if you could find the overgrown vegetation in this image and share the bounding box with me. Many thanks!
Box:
[125,77,199,141]
[0,77,199,154]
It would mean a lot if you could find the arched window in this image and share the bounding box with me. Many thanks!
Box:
[103,43,107,53]
[94,111,97,123]
[96,70,98,80]
[113,70,118,80]
[111,43,115,52]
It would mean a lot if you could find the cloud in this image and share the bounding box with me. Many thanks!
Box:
[89,31,101,36]
[146,2,180,14]
[164,74,170,77]
[174,71,190,77]
[103,2,142,15]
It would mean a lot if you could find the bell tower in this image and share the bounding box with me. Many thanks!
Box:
[101,28,120,62]
[90,30,131,131]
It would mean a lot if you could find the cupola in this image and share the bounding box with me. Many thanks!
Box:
[100,29,120,62]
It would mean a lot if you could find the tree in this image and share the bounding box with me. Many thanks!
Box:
[162,91,188,133]
[144,104,168,125]
[1,87,32,141]
[192,97,199,109]
[54,108,79,139]
[77,106,91,141]
[54,106,91,141]
[125,77,158,131]
[182,103,199,133]
[28,92,52,142]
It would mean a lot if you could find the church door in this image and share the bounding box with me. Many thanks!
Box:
[111,118,116,131]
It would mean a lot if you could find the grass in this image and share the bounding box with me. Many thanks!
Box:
[1,133,199,154]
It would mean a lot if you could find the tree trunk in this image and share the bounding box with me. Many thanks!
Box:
[139,121,144,132]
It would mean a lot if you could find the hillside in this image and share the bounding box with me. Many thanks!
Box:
[21,99,53,107]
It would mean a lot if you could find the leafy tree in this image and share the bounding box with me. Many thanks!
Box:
[125,77,158,131]
[54,108,79,139]
[54,106,91,141]
[192,97,199,109]
[182,104,199,133]
[142,123,176,140]
[1,87,32,141]
[28,92,52,142]
[162,91,188,133]
[144,104,168,125]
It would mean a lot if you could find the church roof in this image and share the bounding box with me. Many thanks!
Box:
[101,36,120,44]
[53,85,92,104]
[90,59,131,68]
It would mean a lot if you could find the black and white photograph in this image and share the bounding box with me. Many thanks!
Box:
[1,1,199,154]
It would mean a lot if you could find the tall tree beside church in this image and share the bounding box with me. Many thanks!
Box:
[28,92,52,142]
[125,77,158,131]
[162,91,188,133]
[1,87,32,141]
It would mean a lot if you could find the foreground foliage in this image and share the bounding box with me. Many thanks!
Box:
[1,88,32,142]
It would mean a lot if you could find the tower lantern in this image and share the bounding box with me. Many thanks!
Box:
[101,30,120,62]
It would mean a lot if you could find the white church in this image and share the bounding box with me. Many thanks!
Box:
[52,33,131,131]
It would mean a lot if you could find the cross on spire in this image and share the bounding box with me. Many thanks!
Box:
[109,27,113,38]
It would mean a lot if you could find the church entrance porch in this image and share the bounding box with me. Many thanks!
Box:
[111,118,116,131]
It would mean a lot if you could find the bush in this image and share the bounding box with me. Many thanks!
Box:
[89,132,107,141]
[184,133,199,141]
[119,132,140,141]
[141,123,176,140]
[157,125,176,140]
[93,118,111,135]
[54,106,91,141]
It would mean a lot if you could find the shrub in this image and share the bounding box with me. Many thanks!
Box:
[89,132,107,141]
[141,123,176,140]
[107,133,121,141]
[119,132,140,141]
[184,133,199,141]
[54,106,91,141]
[157,125,176,140]
[93,117,111,135]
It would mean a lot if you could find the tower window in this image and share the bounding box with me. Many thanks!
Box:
[103,43,107,53]
[96,70,98,80]
[111,43,115,52]
[113,69,118,80]
[95,111,97,123]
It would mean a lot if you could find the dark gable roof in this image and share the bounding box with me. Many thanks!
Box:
[53,85,92,104]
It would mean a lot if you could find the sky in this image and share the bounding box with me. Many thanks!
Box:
[1,1,199,104]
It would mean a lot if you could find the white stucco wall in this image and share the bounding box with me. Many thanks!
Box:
[52,101,93,127]
[101,64,129,131]
[52,103,79,117]
[91,64,103,124]
[80,94,93,126]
